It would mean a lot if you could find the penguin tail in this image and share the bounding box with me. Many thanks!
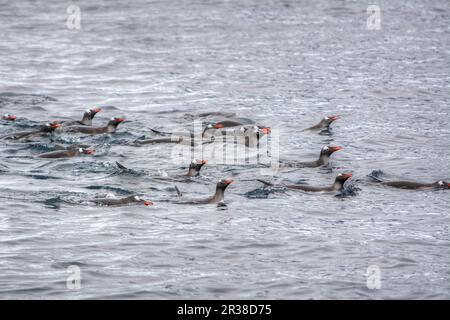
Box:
[115,161,128,170]
[257,179,274,187]
[150,128,170,136]
[367,170,384,183]
[174,185,182,197]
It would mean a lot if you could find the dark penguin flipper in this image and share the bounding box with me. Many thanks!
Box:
[257,179,274,187]
[150,128,170,136]
[116,161,128,170]
[174,185,182,197]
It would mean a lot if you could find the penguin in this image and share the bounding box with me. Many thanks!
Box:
[175,179,233,204]
[258,173,353,192]
[197,111,237,118]
[281,146,343,168]
[92,195,153,207]
[0,122,61,140]
[186,159,208,177]
[2,114,17,121]
[66,117,124,134]
[135,126,215,146]
[115,159,207,180]
[203,125,270,147]
[62,108,102,126]
[303,115,340,131]
[382,180,450,190]
[153,160,208,182]
[201,121,243,138]
[38,147,95,159]
[203,118,267,134]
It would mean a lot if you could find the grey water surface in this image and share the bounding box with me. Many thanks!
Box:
[0,0,449,299]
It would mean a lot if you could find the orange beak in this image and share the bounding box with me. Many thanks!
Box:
[328,115,340,121]
[214,123,224,129]
[341,173,353,180]
[144,201,153,206]
[5,115,17,121]
[223,179,233,185]
[197,160,208,164]
[51,123,61,129]
[92,108,102,113]
[83,149,95,155]
[260,127,271,135]
[115,118,125,123]
[330,146,343,152]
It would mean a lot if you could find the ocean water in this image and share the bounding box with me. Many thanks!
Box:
[0,0,449,299]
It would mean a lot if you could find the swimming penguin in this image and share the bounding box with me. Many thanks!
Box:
[175,179,233,204]
[38,147,95,159]
[135,126,216,146]
[62,108,102,126]
[66,117,124,134]
[197,111,237,118]
[0,122,61,140]
[281,146,343,168]
[203,125,270,147]
[303,115,340,131]
[258,173,352,192]
[381,180,450,190]
[202,118,266,135]
[91,195,153,207]
[152,159,208,182]
[2,114,17,121]
[186,160,208,177]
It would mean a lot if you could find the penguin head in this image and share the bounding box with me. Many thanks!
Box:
[2,114,17,121]
[242,126,270,137]
[189,159,207,172]
[202,123,215,136]
[43,122,61,132]
[108,117,125,126]
[320,146,343,157]
[335,173,353,184]
[91,107,102,114]
[133,195,153,206]
[323,115,340,126]
[79,148,95,155]
[86,107,102,118]
[242,125,265,134]
[259,126,271,135]
[435,180,450,189]
[217,178,233,190]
